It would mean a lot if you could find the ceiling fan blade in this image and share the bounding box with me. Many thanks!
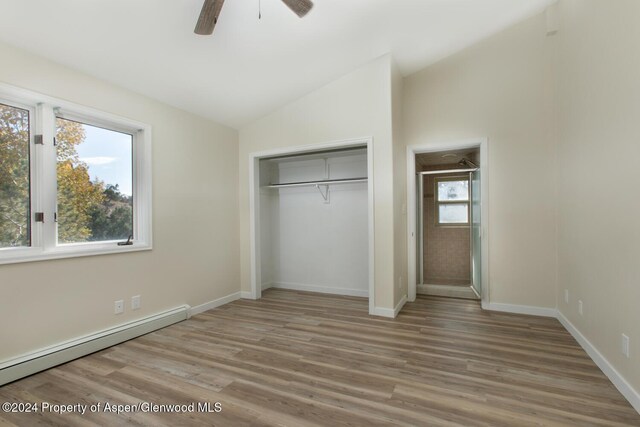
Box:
[281,0,314,18]
[194,0,225,35]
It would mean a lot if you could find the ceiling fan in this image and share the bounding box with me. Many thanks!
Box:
[195,0,314,35]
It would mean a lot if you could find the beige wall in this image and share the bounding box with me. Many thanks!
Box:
[0,41,239,361]
[391,61,407,307]
[403,11,558,308]
[239,55,400,312]
[556,0,640,394]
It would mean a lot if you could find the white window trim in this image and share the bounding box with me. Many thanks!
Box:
[0,82,152,265]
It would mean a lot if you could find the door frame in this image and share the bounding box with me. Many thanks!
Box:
[249,137,376,313]
[406,138,489,304]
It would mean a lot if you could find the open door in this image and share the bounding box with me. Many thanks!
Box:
[471,169,482,296]
[417,174,424,286]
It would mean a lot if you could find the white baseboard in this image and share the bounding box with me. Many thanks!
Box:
[481,301,557,318]
[395,295,408,317]
[470,286,481,299]
[262,282,273,290]
[557,311,640,414]
[0,305,188,386]
[371,295,407,318]
[188,292,241,316]
[370,307,394,318]
[240,291,255,299]
[271,282,369,298]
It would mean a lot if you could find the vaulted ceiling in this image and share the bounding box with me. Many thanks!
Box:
[0,0,555,128]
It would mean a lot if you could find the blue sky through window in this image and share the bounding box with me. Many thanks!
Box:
[76,125,133,196]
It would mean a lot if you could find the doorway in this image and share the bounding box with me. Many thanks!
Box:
[249,138,376,314]
[406,139,488,303]
[417,149,479,299]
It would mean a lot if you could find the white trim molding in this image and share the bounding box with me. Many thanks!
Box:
[395,295,408,317]
[558,312,640,414]
[240,291,255,300]
[270,282,368,298]
[481,301,557,318]
[372,295,407,318]
[188,292,241,317]
[0,306,187,386]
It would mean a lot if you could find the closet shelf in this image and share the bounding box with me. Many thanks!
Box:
[266,177,368,189]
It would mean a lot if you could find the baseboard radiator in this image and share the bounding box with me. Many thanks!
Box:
[0,306,189,386]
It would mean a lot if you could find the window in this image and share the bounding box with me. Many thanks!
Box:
[0,101,32,249]
[0,83,152,265]
[56,118,133,244]
[435,177,469,226]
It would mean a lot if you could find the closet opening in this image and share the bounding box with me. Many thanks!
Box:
[249,139,375,313]
[408,143,487,302]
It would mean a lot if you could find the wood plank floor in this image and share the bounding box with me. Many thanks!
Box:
[1,289,639,426]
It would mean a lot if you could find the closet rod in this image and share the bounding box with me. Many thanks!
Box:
[418,168,478,176]
[267,177,368,189]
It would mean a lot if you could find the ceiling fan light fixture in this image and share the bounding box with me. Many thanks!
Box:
[194,0,313,37]
[194,0,225,35]
[281,0,314,18]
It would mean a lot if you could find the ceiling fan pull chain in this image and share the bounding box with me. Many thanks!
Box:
[195,0,313,35]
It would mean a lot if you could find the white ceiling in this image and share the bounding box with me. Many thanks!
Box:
[0,0,554,129]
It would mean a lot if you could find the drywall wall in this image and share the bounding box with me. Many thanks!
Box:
[403,11,557,308]
[239,55,398,312]
[556,0,640,396]
[260,154,369,296]
[391,61,407,307]
[0,41,239,362]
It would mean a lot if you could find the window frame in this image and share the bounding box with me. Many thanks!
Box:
[0,83,152,265]
[434,176,470,227]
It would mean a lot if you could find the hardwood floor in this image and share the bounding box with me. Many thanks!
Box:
[1,290,639,426]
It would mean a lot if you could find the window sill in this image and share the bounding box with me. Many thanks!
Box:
[0,242,152,266]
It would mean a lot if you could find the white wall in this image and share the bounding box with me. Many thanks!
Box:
[261,154,369,296]
[556,0,640,396]
[240,55,399,312]
[0,41,239,362]
[403,11,557,309]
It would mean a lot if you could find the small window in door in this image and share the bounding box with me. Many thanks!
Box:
[435,177,469,226]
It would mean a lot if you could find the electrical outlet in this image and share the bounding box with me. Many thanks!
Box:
[564,289,569,304]
[578,300,583,316]
[622,334,630,358]
[114,300,124,315]
[131,295,141,310]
